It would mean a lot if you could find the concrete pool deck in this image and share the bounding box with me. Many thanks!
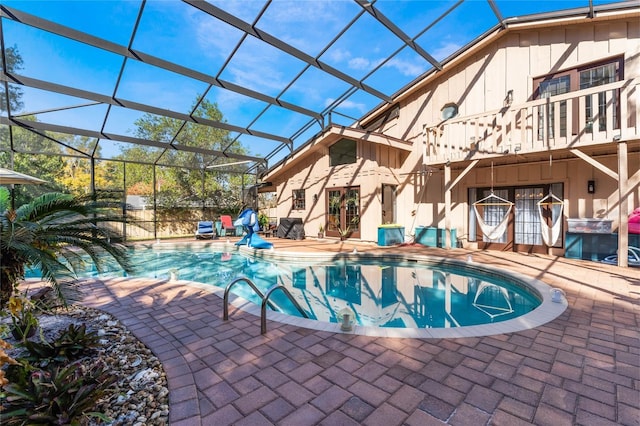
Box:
[78,238,639,425]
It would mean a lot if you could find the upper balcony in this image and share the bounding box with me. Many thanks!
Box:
[424,78,639,165]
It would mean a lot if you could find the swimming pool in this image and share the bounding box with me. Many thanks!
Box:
[28,243,565,337]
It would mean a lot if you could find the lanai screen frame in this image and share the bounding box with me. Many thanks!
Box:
[0,0,631,241]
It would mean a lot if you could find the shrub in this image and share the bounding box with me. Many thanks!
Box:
[0,360,115,425]
[21,324,100,367]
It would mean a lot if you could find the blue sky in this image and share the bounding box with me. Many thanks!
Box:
[1,0,618,164]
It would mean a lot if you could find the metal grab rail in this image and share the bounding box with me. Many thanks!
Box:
[223,276,308,334]
[261,284,308,334]
[223,276,268,320]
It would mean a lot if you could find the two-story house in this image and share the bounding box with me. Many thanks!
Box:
[262,4,639,266]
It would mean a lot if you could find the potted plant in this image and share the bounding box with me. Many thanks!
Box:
[318,224,324,239]
[337,216,359,241]
[258,213,269,231]
[337,225,351,241]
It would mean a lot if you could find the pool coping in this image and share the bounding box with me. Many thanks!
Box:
[153,241,568,339]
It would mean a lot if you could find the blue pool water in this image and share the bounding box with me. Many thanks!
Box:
[27,247,540,329]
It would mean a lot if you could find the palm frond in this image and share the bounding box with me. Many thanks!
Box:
[0,186,10,212]
[16,192,74,221]
[1,190,133,307]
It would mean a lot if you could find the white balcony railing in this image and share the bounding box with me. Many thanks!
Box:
[424,78,639,164]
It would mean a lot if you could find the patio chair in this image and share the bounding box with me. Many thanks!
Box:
[195,221,215,239]
[219,215,236,237]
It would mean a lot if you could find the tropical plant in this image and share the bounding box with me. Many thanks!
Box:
[21,323,100,366]
[1,360,116,425]
[6,292,39,340]
[258,213,269,230]
[337,225,352,240]
[0,187,133,307]
[337,216,360,240]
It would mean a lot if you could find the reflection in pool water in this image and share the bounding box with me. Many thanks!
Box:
[27,247,540,329]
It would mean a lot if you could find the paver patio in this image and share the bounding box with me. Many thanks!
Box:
[78,240,639,425]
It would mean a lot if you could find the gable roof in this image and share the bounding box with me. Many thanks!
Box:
[361,3,640,125]
[263,125,412,182]
[263,4,640,184]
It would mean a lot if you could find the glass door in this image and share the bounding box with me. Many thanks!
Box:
[514,187,544,253]
[326,187,360,239]
[476,188,512,251]
[473,184,562,253]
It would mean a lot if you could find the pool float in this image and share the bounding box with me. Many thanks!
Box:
[601,246,640,267]
[234,208,273,249]
[629,207,640,234]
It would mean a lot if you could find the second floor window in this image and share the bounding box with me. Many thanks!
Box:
[293,189,305,210]
[580,61,620,132]
[534,57,622,139]
[329,139,356,166]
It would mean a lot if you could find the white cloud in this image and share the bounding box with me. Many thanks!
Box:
[324,98,367,114]
[263,1,337,24]
[193,16,243,62]
[256,0,357,53]
[386,57,428,77]
[432,41,463,61]
[227,64,284,93]
[328,48,352,63]
[348,57,370,70]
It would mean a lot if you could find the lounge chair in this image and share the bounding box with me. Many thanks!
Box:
[219,215,236,237]
[195,221,215,239]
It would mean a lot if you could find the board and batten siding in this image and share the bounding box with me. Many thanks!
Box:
[268,13,638,246]
[388,17,639,143]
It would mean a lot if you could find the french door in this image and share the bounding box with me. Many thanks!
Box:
[473,184,562,253]
[326,187,360,239]
[474,188,513,251]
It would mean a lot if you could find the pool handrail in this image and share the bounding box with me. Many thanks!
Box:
[261,283,308,334]
[223,276,308,334]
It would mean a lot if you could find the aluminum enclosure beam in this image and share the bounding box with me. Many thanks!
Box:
[1,117,263,163]
[0,5,321,121]
[0,73,291,145]
[183,0,392,104]
[355,0,443,71]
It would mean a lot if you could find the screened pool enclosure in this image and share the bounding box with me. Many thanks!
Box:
[1,0,629,240]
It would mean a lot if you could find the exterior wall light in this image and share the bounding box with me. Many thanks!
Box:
[505,90,514,107]
[587,180,595,194]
